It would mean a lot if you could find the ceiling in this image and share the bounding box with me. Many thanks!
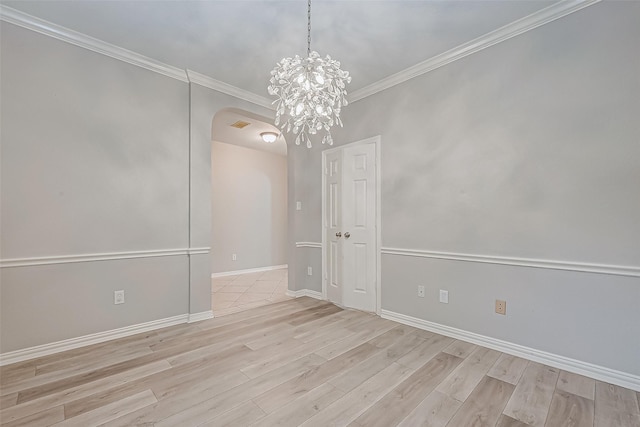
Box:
[213,109,287,156]
[2,0,558,155]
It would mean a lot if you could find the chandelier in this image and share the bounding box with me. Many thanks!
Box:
[268,0,351,148]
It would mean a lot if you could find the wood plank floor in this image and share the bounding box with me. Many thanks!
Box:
[1,298,638,427]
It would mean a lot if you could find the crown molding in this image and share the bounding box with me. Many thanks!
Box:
[186,69,274,110]
[0,5,274,108]
[350,0,601,102]
[0,5,189,83]
[1,0,601,105]
[381,247,640,278]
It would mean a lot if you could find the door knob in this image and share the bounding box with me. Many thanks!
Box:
[336,232,342,237]
[344,232,351,238]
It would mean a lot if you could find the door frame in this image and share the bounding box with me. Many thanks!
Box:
[321,135,382,315]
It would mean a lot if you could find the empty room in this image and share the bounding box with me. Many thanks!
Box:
[0,1,638,426]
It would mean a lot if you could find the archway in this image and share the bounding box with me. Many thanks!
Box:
[209,108,290,315]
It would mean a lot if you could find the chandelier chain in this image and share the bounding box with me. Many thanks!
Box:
[268,0,351,148]
[307,0,312,57]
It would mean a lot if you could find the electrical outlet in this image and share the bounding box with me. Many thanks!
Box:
[495,299,506,315]
[417,285,425,298]
[232,253,237,261]
[296,201,302,211]
[439,290,449,304]
[307,266,313,276]
[114,290,125,305]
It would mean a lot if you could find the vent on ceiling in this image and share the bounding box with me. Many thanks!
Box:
[230,120,251,129]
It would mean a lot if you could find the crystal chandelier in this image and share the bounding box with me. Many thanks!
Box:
[268,0,351,148]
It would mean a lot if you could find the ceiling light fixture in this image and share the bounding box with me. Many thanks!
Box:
[260,131,278,143]
[268,0,351,148]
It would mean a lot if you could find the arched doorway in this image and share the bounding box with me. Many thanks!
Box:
[209,108,290,315]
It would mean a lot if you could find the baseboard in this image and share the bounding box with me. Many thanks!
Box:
[0,314,189,366]
[211,264,288,278]
[188,310,214,323]
[381,309,640,392]
[286,289,324,300]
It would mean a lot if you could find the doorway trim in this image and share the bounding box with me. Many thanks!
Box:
[321,135,382,315]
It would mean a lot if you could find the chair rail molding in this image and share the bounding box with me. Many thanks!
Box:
[0,247,211,268]
[295,242,322,249]
[188,247,211,256]
[0,5,188,82]
[381,247,640,278]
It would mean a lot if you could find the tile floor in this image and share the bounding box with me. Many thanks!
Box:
[211,267,291,316]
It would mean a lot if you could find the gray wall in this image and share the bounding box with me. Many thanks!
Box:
[296,247,323,293]
[0,22,287,353]
[0,23,190,353]
[291,148,323,292]
[211,141,287,273]
[298,2,640,376]
[0,24,189,258]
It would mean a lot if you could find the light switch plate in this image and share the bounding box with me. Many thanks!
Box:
[439,290,449,304]
[114,290,125,305]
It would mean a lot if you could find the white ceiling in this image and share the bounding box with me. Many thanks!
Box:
[2,0,558,156]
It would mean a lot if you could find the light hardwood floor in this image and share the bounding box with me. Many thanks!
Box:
[1,298,638,426]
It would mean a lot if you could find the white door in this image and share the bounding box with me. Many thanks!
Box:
[324,151,342,306]
[323,140,377,312]
[341,143,377,311]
